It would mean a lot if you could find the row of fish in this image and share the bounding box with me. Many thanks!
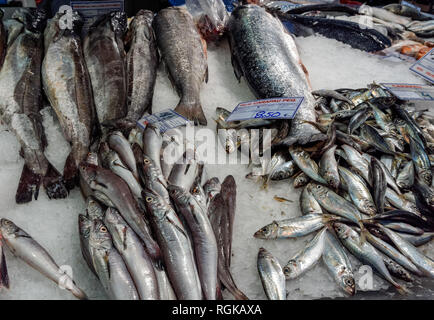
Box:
[77,126,248,300]
[216,84,434,299]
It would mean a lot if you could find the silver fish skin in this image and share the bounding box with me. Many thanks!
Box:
[319,145,339,189]
[153,6,208,125]
[100,143,142,199]
[322,230,355,296]
[79,163,160,261]
[399,232,434,247]
[369,156,387,214]
[228,4,324,145]
[289,146,327,184]
[253,214,331,239]
[104,208,160,300]
[87,218,139,300]
[363,153,402,194]
[334,222,407,294]
[270,160,297,181]
[143,188,202,300]
[84,12,128,125]
[409,137,432,186]
[283,228,327,280]
[380,221,424,235]
[396,161,415,190]
[0,10,67,203]
[379,226,434,279]
[341,145,370,182]
[126,10,158,120]
[385,188,420,215]
[168,159,199,192]
[382,255,414,282]
[139,155,170,204]
[108,131,139,182]
[338,166,376,216]
[203,177,221,208]
[307,183,362,225]
[300,185,323,215]
[0,218,87,299]
[154,265,177,300]
[86,196,104,220]
[142,125,164,175]
[3,18,23,48]
[168,185,218,300]
[42,12,95,188]
[364,231,422,276]
[128,128,143,149]
[257,248,286,300]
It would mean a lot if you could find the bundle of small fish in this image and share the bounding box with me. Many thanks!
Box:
[77,125,248,300]
[217,84,434,299]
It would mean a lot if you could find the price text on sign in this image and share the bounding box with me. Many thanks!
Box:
[409,48,434,84]
[381,83,434,101]
[70,1,124,33]
[225,97,304,122]
[137,109,188,133]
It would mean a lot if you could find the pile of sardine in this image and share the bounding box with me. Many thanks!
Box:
[77,125,248,300]
[217,84,434,299]
[0,6,211,204]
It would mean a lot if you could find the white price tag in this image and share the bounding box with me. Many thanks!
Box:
[409,48,434,84]
[225,97,304,122]
[137,110,189,132]
[381,83,434,101]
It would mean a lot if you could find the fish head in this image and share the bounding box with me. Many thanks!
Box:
[89,219,112,250]
[333,222,352,240]
[282,260,298,279]
[253,221,279,239]
[339,270,356,296]
[419,170,432,186]
[142,188,166,220]
[324,174,340,190]
[360,199,377,216]
[85,152,99,166]
[294,174,308,188]
[0,219,20,238]
[78,214,92,240]
[167,185,188,205]
[79,162,98,188]
[86,197,104,220]
[307,183,327,199]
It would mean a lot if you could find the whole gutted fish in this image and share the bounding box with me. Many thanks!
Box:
[228,4,325,145]
[126,10,158,120]
[0,218,87,299]
[0,9,67,203]
[143,187,202,300]
[42,12,95,189]
[104,207,160,300]
[257,247,286,300]
[169,185,219,300]
[84,12,128,126]
[153,7,208,125]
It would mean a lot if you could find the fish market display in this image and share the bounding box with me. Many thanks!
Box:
[153,6,208,125]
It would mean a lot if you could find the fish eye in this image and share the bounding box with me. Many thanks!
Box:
[146,196,153,203]
[316,185,322,189]
[144,159,151,164]
[4,220,10,225]
[100,226,107,233]
[345,278,354,286]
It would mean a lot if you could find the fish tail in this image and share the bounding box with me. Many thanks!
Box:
[396,284,411,295]
[43,163,68,200]
[63,152,79,191]
[69,283,88,300]
[15,164,42,204]
[0,242,9,289]
[175,99,207,126]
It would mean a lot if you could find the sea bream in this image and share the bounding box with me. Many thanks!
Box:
[153,6,208,125]
[42,11,95,189]
[0,9,67,203]
[84,11,128,126]
[227,4,325,145]
[125,10,158,120]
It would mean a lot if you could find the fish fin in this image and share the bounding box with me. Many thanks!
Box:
[63,152,79,191]
[0,244,9,289]
[15,164,42,204]
[175,100,207,126]
[205,66,209,84]
[43,163,68,200]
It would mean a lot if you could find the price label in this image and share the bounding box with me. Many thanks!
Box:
[225,97,304,122]
[409,48,434,84]
[381,83,434,101]
[137,109,188,132]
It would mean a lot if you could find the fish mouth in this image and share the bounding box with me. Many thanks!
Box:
[253,230,265,239]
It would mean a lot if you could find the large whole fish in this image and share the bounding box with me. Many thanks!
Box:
[0,218,87,299]
[42,12,95,189]
[0,9,67,203]
[227,4,325,145]
[125,10,158,120]
[153,6,208,125]
[143,187,203,300]
[84,12,128,126]
[257,247,286,300]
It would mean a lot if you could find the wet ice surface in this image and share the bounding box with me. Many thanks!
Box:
[0,34,433,300]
